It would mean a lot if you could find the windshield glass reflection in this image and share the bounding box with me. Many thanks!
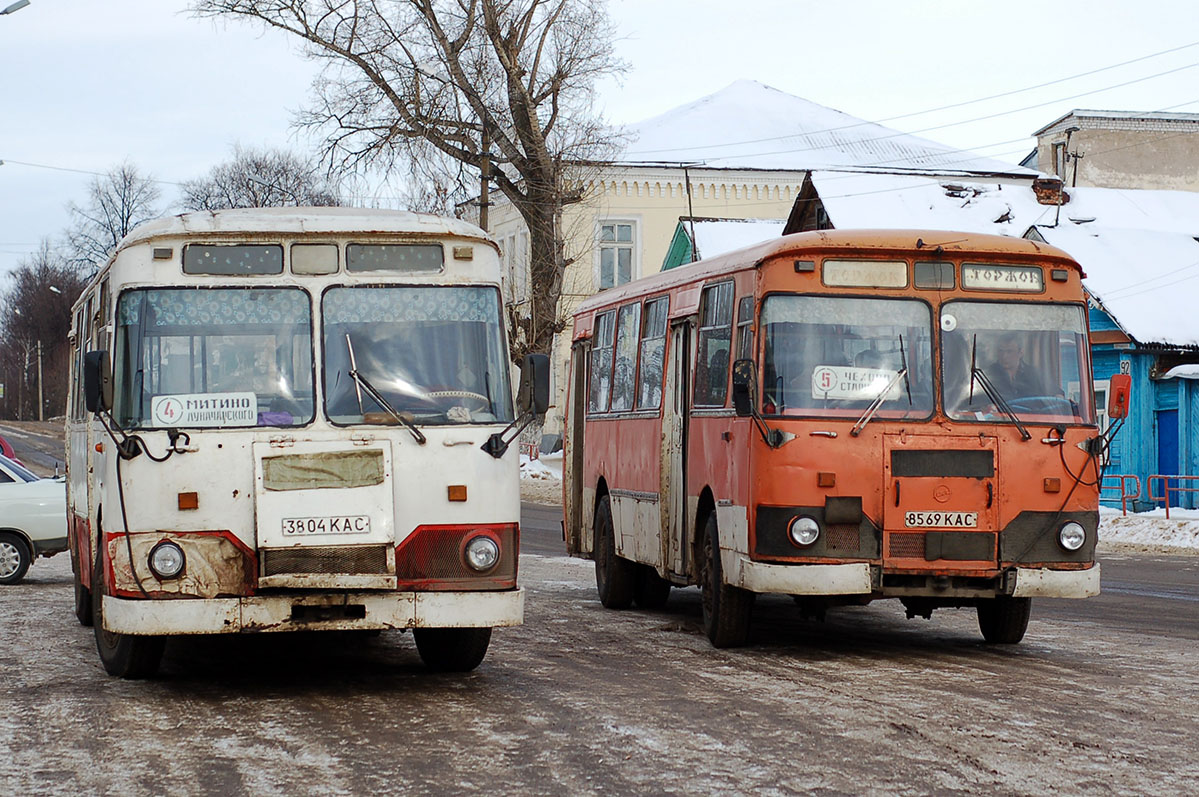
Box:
[322,286,513,426]
[942,301,1093,424]
[760,295,934,419]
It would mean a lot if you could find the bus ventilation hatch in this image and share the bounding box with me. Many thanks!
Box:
[261,545,390,576]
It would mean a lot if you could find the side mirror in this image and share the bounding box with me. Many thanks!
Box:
[1107,373,1131,420]
[518,353,550,418]
[731,358,755,417]
[83,350,113,413]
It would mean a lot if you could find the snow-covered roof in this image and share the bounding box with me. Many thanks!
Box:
[617,80,1033,177]
[689,218,786,260]
[1030,225,1199,348]
[807,171,1199,241]
[119,207,494,251]
[1162,364,1199,380]
[809,172,1053,235]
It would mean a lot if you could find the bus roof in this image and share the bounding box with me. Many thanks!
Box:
[118,207,497,251]
[573,228,1080,319]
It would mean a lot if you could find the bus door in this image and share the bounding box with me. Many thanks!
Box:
[662,320,692,577]
[564,342,588,554]
[882,434,999,570]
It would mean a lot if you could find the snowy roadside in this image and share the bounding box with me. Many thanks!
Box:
[519,459,1198,556]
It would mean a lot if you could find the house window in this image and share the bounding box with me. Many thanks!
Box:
[1053,142,1067,177]
[695,282,735,407]
[599,222,635,290]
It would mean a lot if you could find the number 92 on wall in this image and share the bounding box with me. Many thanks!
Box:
[904,511,978,528]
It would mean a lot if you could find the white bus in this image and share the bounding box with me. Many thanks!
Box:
[66,208,547,678]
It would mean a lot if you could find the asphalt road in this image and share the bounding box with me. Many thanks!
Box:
[3,425,1198,793]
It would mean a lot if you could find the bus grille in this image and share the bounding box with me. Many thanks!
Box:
[888,533,925,559]
[825,524,860,551]
[261,545,390,576]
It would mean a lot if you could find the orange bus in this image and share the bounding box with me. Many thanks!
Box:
[563,229,1124,647]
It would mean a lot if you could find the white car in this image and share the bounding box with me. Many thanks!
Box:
[0,454,67,585]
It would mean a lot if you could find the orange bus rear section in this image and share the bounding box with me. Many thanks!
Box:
[564,229,1103,647]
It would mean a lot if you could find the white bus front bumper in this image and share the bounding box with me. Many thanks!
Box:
[102,588,524,636]
[1011,564,1100,598]
[735,561,874,595]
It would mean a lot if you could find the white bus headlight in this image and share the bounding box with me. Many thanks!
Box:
[464,535,500,572]
[148,541,186,579]
[1058,522,1086,552]
[788,516,821,547]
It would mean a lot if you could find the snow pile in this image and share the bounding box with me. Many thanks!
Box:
[520,450,563,481]
[1100,507,1199,552]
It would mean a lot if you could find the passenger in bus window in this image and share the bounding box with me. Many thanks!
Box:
[986,333,1046,398]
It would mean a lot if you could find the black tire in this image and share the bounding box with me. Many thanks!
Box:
[92,548,164,679]
[413,627,492,672]
[71,540,93,626]
[700,513,754,648]
[977,597,1032,644]
[594,494,635,609]
[0,532,32,585]
[633,564,671,609]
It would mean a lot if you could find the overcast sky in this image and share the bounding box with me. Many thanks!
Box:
[3,0,1199,279]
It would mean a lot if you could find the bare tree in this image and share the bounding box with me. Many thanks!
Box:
[192,0,625,361]
[180,144,342,210]
[66,161,162,271]
[0,240,87,420]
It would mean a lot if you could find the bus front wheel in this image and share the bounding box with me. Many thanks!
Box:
[71,542,92,626]
[92,551,164,679]
[594,494,635,609]
[977,596,1031,644]
[700,514,754,648]
[414,627,492,672]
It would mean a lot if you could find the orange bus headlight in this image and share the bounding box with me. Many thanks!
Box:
[1058,522,1086,552]
[788,516,821,547]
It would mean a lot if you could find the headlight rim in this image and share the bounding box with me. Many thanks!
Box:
[1058,521,1087,552]
[787,515,821,548]
[148,540,186,580]
[463,532,501,573]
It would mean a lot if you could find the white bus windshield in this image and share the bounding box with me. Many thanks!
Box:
[760,295,934,418]
[114,288,314,429]
[942,301,1093,425]
[322,286,513,426]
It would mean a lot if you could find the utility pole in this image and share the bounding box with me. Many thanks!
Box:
[36,340,43,422]
[479,130,491,232]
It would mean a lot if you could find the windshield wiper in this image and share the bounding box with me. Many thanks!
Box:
[850,334,912,437]
[345,334,426,445]
[969,335,1031,441]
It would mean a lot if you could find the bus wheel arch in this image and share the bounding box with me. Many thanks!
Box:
[593,487,635,609]
[91,526,165,679]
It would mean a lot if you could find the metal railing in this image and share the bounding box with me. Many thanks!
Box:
[1146,474,1199,518]
[1100,474,1141,516]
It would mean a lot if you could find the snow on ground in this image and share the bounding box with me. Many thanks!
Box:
[520,451,563,505]
[1099,507,1199,555]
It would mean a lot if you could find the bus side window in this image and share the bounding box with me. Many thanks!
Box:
[635,297,668,410]
[588,310,616,413]
[735,295,754,360]
[609,302,641,412]
[695,282,734,407]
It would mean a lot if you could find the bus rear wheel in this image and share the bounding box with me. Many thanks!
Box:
[414,627,492,672]
[594,494,635,609]
[700,514,753,648]
[92,551,164,679]
[977,596,1032,644]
